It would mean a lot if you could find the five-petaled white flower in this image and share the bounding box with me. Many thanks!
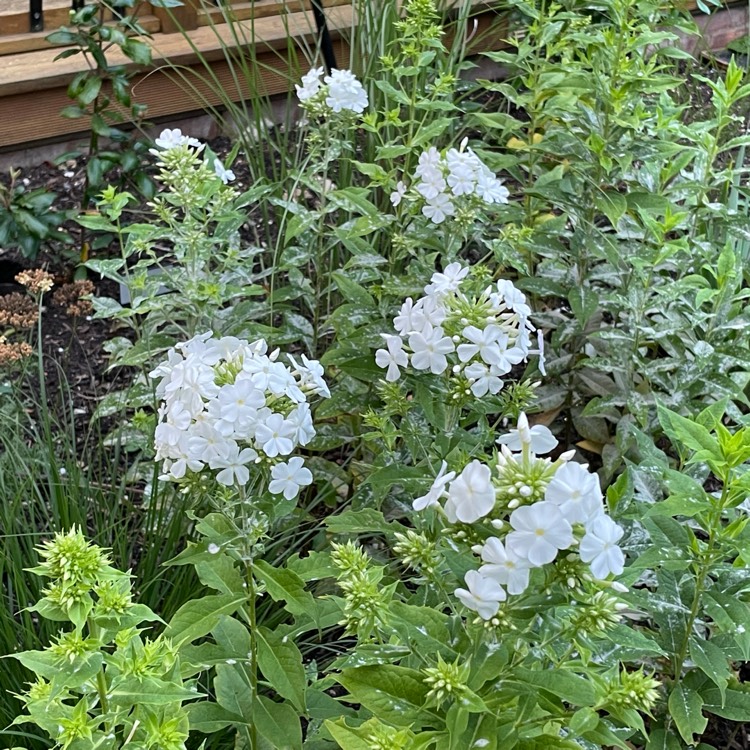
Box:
[580,515,625,579]
[506,500,574,566]
[444,460,495,524]
[152,128,202,152]
[408,324,455,375]
[545,461,604,525]
[375,335,409,382]
[497,413,558,455]
[454,570,506,620]
[413,461,456,511]
[390,181,407,207]
[213,159,235,184]
[480,537,531,595]
[269,456,313,500]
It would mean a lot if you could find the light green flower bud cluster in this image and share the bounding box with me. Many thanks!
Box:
[393,529,440,576]
[570,590,625,637]
[332,542,391,638]
[366,723,413,750]
[422,654,471,705]
[601,669,661,713]
[33,527,113,613]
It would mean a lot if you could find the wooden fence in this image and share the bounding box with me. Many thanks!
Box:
[0,0,745,150]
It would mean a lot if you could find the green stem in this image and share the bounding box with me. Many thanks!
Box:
[96,668,110,715]
[671,480,729,682]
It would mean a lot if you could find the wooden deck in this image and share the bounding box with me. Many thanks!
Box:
[0,0,746,152]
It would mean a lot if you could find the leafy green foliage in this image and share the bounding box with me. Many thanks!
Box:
[0,168,70,258]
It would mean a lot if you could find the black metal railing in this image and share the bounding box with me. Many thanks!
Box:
[27,0,85,33]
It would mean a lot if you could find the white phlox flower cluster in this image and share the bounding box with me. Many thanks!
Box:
[295,67,369,114]
[376,262,543,397]
[390,139,509,224]
[150,128,203,156]
[151,332,329,498]
[416,413,626,620]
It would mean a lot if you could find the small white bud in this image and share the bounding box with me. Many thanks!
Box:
[207,543,220,554]
[471,544,483,554]
[491,519,504,530]
[508,498,520,509]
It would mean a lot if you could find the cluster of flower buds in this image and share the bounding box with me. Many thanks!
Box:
[376,262,544,397]
[411,413,625,620]
[390,140,509,224]
[151,332,329,498]
[295,67,369,115]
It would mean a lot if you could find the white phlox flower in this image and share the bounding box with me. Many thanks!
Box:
[454,570,506,620]
[497,413,558,454]
[479,537,531,595]
[444,460,495,524]
[579,515,625,579]
[212,442,258,487]
[425,262,470,297]
[422,193,455,224]
[408,324,455,375]
[402,144,509,224]
[376,264,536,400]
[545,461,604,525]
[375,335,409,382]
[506,500,574,566]
[324,69,369,113]
[213,159,236,184]
[413,461,456,511]
[390,181,407,207]
[151,333,329,486]
[152,128,203,153]
[269,457,313,500]
[295,66,325,102]
[464,362,504,397]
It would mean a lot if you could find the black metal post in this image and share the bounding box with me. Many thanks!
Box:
[71,0,85,10]
[310,0,337,74]
[29,0,43,32]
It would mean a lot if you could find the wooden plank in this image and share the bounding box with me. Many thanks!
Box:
[196,0,353,26]
[151,0,199,33]
[0,36,351,147]
[0,5,355,96]
[0,14,161,55]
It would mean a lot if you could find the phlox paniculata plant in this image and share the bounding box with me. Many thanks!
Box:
[409,412,625,622]
[376,261,544,400]
[390,140,510,225]
[150,331,329,498]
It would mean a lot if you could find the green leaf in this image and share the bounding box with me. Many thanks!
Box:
[595,191,627,226]
[657,405,723,465]
[253,560,316,618]
[215,662,252,719]
[185,702,243,733]
[165,594,245,646]
[78,76,102,106]
[690,637,731,702]
[668,685,707,744]
[337,665,431,727]
[569,707,599,735]
[512,668,596,706]
[254,696,302,750]
[257,626,306,713]
[109,676,202,705]
[331,272,375,307]
[568,285,599,325]
[701,685,750,721]
[324,718,373,750]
